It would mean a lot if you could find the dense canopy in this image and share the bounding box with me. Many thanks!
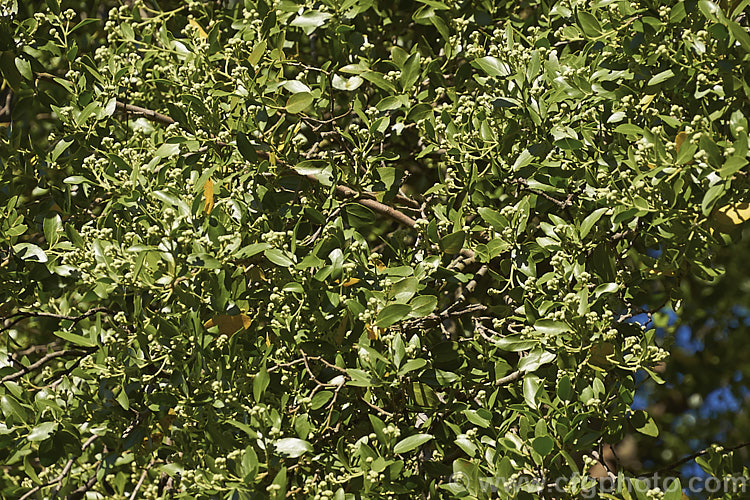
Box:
[1,0,750,498]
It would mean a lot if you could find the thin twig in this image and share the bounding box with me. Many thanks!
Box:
[2,348,95,383]
[35,74,474,258]
[360,396,394,417]
[647,440,750,475]
[129,458,157,500]
[495,370,522,386]
[26,435,99,500]
[116,101,175,125]
[1,307,112,334]
[68,461,102,500]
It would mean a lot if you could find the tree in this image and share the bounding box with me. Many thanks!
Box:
[1,0,749,498]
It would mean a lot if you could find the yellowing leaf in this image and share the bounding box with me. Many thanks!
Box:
[342,277,361,287]
[246,265,266,282]
[589,342,614,369]
[675,131,687,152]
[709,202,750,233]
[204,314,252,335]
[204,178,214,214]
[141,432,164,454]
[158,408,177,434]
[188,18,208,38]
[639,93,657,110]
[365,323,382,340]
[334,314,348,344]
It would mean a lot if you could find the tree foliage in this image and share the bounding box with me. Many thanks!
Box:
[1,0,750,498]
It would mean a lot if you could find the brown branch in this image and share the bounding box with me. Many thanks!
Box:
[119,96,424,234]
[68,461,102,500]
[2,348,95,383]
[116,101,175,126]
[495,370,523,386]
[22,435,99,500]
[360,396,394,418]
[1,307,112,334]
[129,458,157,500]
[403,303,487,329]
[11,340,63,361]
[35,73,472,257]
[512,178,571,209]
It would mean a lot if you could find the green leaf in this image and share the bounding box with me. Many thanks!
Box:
[264,248,294,267]
[554,137,583,150]
[702,183,725,216]
[523,374,541,409]
[311,390,333,410]
[393,433,433,454]
[579,207,608,238]
[398,358,427,376]
[401,52,421,91]
[647,69,675,86]
[517,350,556,373]
[557,375,572,401]
[439,230,465,254]
[116,388,130,411]
[53,330,96,347]
[270,467,288,500]
[409,295,437,317]
[27,421,57,442]
[472,56,510,77]
[478,208,507,231]
[14,56,31,80]
[294,160,333,186]
[236,243,271,259]
[121,22,135,40]
[13,242,48,263]
[463,409,491,428]
[492,335,537,352]
[43,214,62,248]
[512,149,534,170]
[237,131,258,163]
[577,11,602,37]
[369,414,387,444]
[533,320,570,335]
[664,479,682,500]
[241,446,258,478]
[362,71,397,93]
[50,138,73,161]
[376,304,412,328]
[532,436,554,456]
[274,438,313,458]
[728,21,750,52]
[155,143,180,158]
[290,11,332,34]
[631,410,659,437]
[249,39,266,67]
[285,92,313,114]
[253,366,269,402]
[0,395,27,423]
[389,277,418,303]
[332,74,363,91]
